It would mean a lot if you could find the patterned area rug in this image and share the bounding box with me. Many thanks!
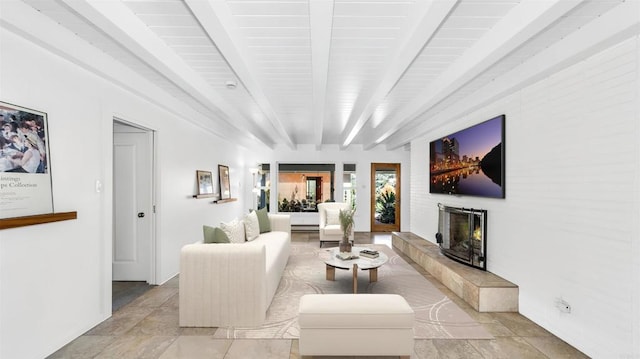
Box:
[214,242,493,340]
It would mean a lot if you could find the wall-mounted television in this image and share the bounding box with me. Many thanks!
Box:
[429,114,505,198]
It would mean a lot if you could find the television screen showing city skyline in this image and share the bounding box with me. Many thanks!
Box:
[429,115,505,198]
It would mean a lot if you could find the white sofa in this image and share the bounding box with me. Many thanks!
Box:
[179,214,291,327]
[317,202,354,247]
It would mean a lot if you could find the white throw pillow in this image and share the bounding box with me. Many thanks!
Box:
[244,211,260,241]
[326,209,340,225]
[221,218,246,243]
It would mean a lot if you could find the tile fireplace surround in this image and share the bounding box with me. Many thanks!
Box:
[392,232,518,312]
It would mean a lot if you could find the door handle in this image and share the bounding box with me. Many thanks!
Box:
[137,212,145,218]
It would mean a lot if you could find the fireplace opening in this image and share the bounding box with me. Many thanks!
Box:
[435,203,487,270]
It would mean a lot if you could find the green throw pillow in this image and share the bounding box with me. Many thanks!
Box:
[255,207,271,233]
[203,225,230,243]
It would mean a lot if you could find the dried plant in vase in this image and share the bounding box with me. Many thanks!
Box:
[338,207,355,253]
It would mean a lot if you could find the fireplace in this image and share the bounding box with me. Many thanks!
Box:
[435,204,487,270]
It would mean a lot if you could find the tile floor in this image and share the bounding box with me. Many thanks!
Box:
[48,232,589,359]
[112,281,152,312]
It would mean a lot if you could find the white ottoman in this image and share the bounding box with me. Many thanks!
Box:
[298,294,414,358]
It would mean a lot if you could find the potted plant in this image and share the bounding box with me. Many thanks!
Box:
[339,207,356,253]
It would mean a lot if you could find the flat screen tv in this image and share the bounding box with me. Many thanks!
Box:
[429,114,505,198]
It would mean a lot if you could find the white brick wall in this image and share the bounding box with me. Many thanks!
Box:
[411,37,639,357]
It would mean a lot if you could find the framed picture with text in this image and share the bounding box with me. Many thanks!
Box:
[0,101,54,219]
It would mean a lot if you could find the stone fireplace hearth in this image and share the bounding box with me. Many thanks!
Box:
[391,232,518,312]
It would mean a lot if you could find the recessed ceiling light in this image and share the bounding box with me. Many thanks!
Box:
[225,80,237,90]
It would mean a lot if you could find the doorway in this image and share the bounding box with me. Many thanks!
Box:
[112,120,156,308]
[371,163,401,232]
[306,176,322,205]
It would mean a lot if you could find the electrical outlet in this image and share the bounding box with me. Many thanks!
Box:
[555,298,571,313]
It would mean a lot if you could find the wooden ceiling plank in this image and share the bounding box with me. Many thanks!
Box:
[368,0,586,148]
[184,0,296,149]
[57,0,277,147]
[384,0,640,150]
[341,0,459,147]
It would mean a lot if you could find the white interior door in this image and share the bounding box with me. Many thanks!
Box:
[113,128,153,281]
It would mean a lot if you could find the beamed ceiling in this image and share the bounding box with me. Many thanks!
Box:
[13,0,633,150]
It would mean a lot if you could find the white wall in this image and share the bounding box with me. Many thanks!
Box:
[411,37,640,357]
[249,144,410,232]
[0,10,248,359]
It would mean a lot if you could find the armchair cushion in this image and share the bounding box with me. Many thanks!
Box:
[323,224,342,236]
[326,209,340,225]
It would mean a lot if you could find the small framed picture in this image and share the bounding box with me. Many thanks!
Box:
[196,170,213,195]
[218,165,231,199]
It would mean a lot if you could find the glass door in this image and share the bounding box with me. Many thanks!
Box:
[371,163,400,232]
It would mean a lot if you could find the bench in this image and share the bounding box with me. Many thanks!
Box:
[298,294,414,358]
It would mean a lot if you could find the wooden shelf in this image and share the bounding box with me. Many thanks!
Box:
[191,194,237,203]
[193,193,217,199]
[213,198,237,204]
[0,211,78,230]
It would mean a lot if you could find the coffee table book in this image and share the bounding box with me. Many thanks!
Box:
[359,249,379,258]
[336,252,359,260]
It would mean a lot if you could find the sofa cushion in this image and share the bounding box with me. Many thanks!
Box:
[255,207,271,233]
[323,224,342,236]
[244,211,260,241]
[221,218,246,243]
[203,225,230,243]
[326,209,340,225]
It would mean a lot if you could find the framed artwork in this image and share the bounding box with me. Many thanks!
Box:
[0,101,54,219]
[196,170,213,195]
[429,114,505,198]
[218,164,231,199]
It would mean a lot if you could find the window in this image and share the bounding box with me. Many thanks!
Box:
[277,163,335,212]
[343,163,356,208]
[257,164,270,210]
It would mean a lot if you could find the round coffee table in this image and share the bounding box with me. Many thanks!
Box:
[324,246,389,293]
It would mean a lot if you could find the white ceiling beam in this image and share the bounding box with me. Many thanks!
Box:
[56,0,277,148]
[309,0,335,147]
[340,0,459,147]
[384,0,640,150]
[367,0,586,149]
[1,0,262,150]
[184,0,296,150]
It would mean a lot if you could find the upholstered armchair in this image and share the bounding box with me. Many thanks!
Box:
[317,202,354,247]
